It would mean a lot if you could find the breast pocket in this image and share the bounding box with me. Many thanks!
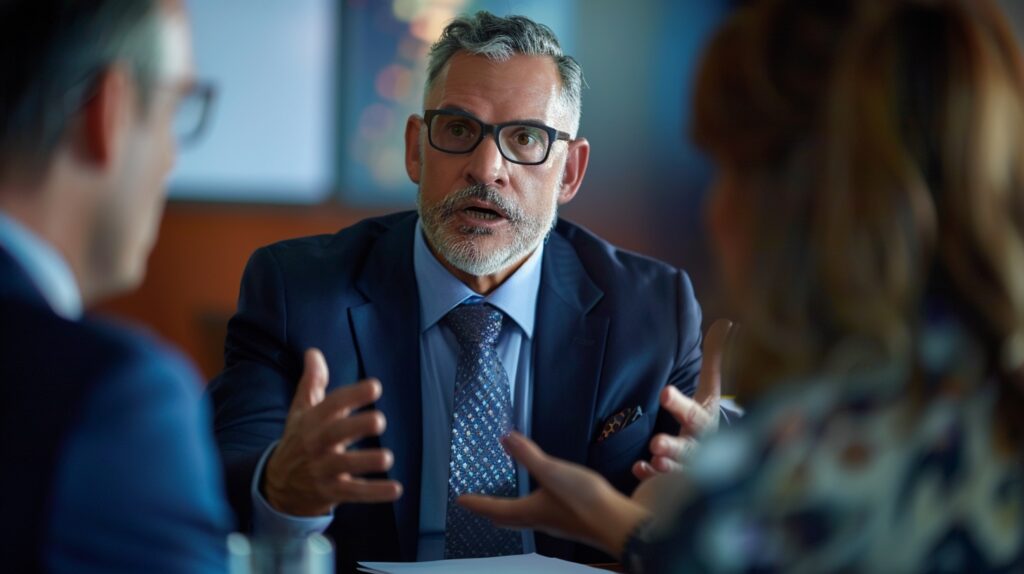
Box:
[587,412,655,471]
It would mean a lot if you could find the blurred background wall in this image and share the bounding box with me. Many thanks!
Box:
[97,0,1024,381]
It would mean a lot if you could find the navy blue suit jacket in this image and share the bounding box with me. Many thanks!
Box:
[209,212,703,569]
[0,249,232,573]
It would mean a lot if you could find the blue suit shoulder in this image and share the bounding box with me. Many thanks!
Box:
[552,218,699,321]
[553,218,693,285]
[1,299,196,387]
[0,306,233,573]
[243,211,416,303]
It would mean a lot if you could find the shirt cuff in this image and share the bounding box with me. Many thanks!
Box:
[251,440,334,538]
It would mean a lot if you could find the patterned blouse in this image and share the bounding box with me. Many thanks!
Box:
[625,328,1024,573]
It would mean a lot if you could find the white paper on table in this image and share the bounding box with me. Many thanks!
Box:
[357,552,609,573]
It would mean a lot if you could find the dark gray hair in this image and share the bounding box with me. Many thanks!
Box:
[0,0,162,178]
[425,11,584,134]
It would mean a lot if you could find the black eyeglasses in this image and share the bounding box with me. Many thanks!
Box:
[64,74,217,148]
[172,82,216,147]
[424,108,572,166]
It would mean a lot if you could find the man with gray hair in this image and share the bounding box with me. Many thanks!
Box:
[209,11,710,570]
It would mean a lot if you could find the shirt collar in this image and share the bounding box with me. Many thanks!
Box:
[413,219,544,338]
[0,210,83,320]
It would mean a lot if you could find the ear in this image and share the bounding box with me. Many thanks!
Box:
[557,137,590,205]
[78,65,134,172]
[404,114,424,184]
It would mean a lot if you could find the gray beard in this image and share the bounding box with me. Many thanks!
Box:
[417,184,557,277]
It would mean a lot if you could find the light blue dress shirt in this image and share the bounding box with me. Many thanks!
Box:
[250,220,544,561]
[413,221,542,560]
[0,210,82,320]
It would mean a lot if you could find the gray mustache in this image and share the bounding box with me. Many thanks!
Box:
[436,185,525,223]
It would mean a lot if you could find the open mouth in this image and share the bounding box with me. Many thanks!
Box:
[464,205,503,218]
[459,204,507,221]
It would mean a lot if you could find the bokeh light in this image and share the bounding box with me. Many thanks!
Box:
[375,64,416,102]
[358,103,397,141]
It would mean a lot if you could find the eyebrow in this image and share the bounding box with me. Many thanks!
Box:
[438,105,549,127]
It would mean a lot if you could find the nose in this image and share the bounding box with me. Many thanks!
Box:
[463,133,506,188]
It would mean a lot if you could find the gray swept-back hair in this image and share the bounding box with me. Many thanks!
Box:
[425,11,584,135]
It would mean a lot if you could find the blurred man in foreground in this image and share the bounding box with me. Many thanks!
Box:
[0,1,231,571]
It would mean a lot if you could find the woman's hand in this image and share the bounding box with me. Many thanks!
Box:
[458,432,651,558]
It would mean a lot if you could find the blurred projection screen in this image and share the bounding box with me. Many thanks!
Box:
[170,0,336,203]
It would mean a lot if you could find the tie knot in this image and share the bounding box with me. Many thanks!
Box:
[443,303,503,349]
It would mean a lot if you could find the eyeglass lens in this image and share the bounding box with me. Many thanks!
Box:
[174,86,213,146]
[429,112,552,164]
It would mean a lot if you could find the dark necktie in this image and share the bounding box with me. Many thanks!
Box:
[442,303,523,558]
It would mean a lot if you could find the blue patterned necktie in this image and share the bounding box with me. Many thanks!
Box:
[442,303,523,559]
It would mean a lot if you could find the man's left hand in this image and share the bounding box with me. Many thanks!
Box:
[632,319,733,480]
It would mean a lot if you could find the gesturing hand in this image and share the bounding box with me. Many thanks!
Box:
[458,432,650,559]
[263,349,403,517]
[633,319,733,480]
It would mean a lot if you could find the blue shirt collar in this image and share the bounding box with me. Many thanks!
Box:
[0,210,82,320]
[413,219,543,338]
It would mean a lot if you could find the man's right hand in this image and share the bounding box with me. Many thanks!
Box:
[263,348,403,517]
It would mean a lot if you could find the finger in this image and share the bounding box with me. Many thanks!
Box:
[694,319,733,413]
[501,433,600,501]
[328,476,403,503]
[661,386,713,435]
[651,455,683,474]
[500,432,561,486]
[318,448,394,477]
[631,460,659,481]
[290,348,329,414]
[307,378,382,427]
[315,410,387,451]
[649,433,698,461]
[457,493,541,529]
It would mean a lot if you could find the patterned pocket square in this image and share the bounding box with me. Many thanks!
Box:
[596,405,644,442]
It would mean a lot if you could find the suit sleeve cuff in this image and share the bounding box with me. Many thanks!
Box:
[251,441,333,538]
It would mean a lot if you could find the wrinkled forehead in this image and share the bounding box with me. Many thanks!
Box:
[427,52,567,125]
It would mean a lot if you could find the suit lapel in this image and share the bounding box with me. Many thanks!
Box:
[348,215,422,561]
[530,231,609,559]
[531,231,608,469]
